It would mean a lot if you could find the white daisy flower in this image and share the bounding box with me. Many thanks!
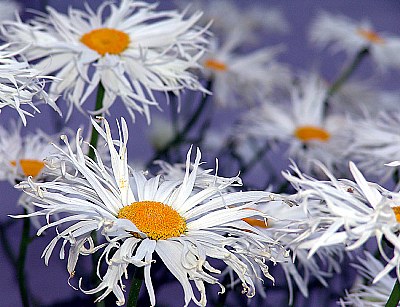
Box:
[0,121,61,184]
[203,38,290,107]
[238,74,351,173]
[16,117,287,306]
[340,251,396,307]
[309,11,400,71]
[282,160,400,283]
[1,1,209,122]
[345,112,400,181]
[0,44,60,125]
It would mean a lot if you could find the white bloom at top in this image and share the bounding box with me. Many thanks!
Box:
[16,117,287,306]
[202,37,291,107]
[345,112,400,181]
[0,44,60,125]
[1,1,209,122]
[282,160,400,283]
[309,11,400,71]
[340,251,396,307]
[238,74,351,173]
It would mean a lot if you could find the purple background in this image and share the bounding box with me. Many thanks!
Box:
[1,0,399,306]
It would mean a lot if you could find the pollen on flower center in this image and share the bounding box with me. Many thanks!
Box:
[294,125,331,142]
[204,58,228,72]
[80,28,130,56]
[392,206,400,223]
[11,159,45,177]
[357,29,384,44]
[117,201,187,240]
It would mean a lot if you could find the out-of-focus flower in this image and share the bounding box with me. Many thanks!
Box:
[344,112,400,181]
[0,44,60,125]
[0,121,60,184]
[16,117,287,306]
[202,38,290,107]
[282,160,400,283]
[340,252,396,307]
[309,11,400,71]
[1,1,209,122]
[238,74,351,173]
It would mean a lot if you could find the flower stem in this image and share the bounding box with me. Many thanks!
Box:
[386,279,400,307]
[127,267,144,307]
[146,80,213,168]
[17,209,31,307]
[88,82,105,307]
[88,82,105,161]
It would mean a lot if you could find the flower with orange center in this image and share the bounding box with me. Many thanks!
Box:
[392,206,400,223]
[294,125,331,142]
[10,159,45,178]
[118,201,186,240]
[80,28,130,56]
[357,28,384,44]
[204,58,228,72]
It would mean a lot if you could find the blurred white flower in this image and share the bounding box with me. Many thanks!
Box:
[238,74,351,173]
[16,117,286,306]
[0,0,20,21]
[310,11,400,71]
[2,1,209,122]
[0,44,60,125]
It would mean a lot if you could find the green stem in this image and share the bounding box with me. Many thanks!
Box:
[385,279,400,307]
[88,82,105,307]
[127,267,144,307]
[17,209,31,307]
[324,48,369,114]
[88,82,105,161]
[146,81,213,168]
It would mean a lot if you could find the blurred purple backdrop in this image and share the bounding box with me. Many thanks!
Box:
[1,0,399,306]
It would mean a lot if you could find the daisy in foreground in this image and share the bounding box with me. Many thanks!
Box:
[0,44,59,125]
[15,117,287,306]
[1,0,209,121]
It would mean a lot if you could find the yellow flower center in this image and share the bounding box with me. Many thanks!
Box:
[294,125,331,142]
[10,159,45,177]
[117,201,187,240]
[243,217,268,228]
[392,206,400,223]
[204,59,228,72]
[80,28,130,56]
[357,29,384,44]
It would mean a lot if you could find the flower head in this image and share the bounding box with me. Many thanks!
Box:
[2,1,209,122]
[16,117,287,306]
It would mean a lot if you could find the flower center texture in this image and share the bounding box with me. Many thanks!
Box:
[11,159,45,177]
[80,28,130,56]
[392,206,400,223]
[294,125,330,142]
[118,201,187,240]
[204,59,228,72]
[243,217,268,228]
[357,29,384,44]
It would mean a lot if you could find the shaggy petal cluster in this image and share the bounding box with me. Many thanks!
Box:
[0,44,60,125]
[309,11,400,71]
[282,161,400,283]
[1,1,209,122]
[16,117,288,306]
[340,252,396,307]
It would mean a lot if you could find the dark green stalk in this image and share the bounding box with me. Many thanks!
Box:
[324,47,369,112]
[17,209,31,307]
[385,279,400,307]
[146,81,213,168]
[88,82,105,307]
[0,220,17,267]
[239,141,270,176]
[127,267,144,307]
[88,82,105,161]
